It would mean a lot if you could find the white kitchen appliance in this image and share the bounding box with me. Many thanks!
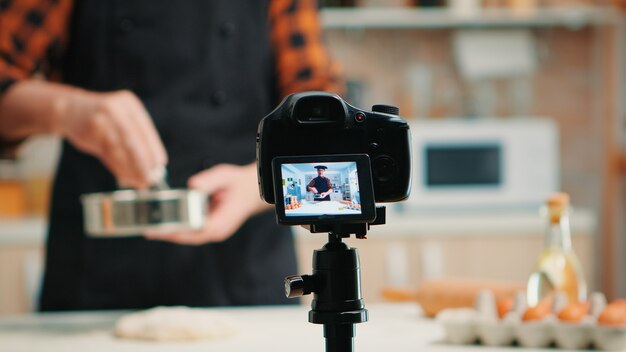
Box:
[407,117,559,210]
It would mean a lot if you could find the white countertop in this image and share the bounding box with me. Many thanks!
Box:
[0,208,596,246]
[0,303,559,352]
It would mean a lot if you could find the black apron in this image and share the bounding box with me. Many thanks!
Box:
[40,0,297,311]
[312,176,330,201]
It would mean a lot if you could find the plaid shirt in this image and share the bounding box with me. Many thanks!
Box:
[0,0,342,96]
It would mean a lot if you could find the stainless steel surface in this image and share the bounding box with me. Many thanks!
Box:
[81,189,207,237]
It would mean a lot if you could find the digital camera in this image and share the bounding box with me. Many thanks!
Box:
[257,92,412,215]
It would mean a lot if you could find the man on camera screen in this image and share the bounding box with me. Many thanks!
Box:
[307,165,332,201]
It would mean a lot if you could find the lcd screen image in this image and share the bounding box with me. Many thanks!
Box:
[280,162,362,217]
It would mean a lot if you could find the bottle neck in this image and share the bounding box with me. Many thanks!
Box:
[545,214,572,250]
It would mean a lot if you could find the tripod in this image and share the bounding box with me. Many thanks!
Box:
[285,207,385,352]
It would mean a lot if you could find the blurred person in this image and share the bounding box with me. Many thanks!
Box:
[0,0,342,311]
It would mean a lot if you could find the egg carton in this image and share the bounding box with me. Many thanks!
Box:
[436,291,626,351]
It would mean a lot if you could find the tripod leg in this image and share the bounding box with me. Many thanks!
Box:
[324,324,355,352]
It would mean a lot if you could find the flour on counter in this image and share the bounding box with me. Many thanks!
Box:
[114,306,239,341]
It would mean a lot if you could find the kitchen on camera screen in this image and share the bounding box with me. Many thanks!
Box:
[280,161,362,217]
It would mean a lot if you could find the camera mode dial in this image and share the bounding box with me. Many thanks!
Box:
[372,104,399,116]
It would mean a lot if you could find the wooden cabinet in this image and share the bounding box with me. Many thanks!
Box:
[0,218,45,315]
[0,245,43,315]
[294,210,596,304]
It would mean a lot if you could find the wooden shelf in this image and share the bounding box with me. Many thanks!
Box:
[321,6,621,30]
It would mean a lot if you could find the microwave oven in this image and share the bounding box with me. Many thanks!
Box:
[407,117,559,210]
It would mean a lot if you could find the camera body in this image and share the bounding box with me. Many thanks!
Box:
[257,91,411,207]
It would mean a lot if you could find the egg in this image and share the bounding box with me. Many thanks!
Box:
[496,296,514,319]
[557,301,589,323]
[522,300,551,322]
[612,299,626,307]
[598,300,626,326]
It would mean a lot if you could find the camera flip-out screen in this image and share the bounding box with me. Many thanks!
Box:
[272,154,376,225]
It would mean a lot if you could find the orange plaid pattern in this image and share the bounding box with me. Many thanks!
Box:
[0,0,343,97]
[270,0,344,96]
[0,0,72,91]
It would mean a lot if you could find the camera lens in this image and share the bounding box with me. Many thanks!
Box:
[373,156,397,182]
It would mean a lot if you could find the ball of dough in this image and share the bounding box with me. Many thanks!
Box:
[114,306,239,341]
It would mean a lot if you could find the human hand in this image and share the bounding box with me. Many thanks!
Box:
[144,163,271,245]
[309,187,318,194]
[59,89,167,188]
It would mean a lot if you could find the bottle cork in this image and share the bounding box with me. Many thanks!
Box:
[546,192,570,224]
[547,192,570,207]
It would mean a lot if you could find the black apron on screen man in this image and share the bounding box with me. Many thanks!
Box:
[40,0,297,311]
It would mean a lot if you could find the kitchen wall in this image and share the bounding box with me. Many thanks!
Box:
[325,25,605,211]
[319,4,625,296]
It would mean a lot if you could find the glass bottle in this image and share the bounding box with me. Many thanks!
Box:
[526,193,587,306]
